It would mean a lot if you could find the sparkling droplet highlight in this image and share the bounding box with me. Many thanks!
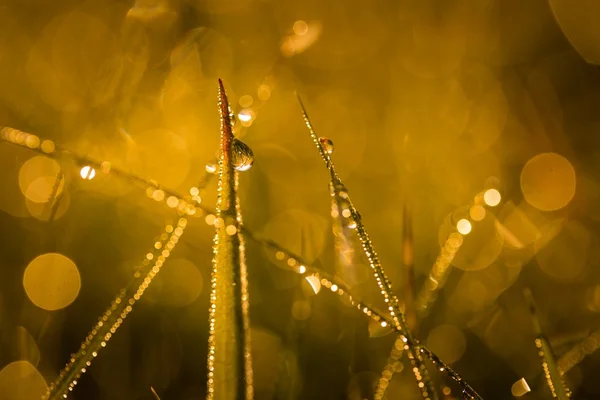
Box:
[319,137,334,154]
[231,139,254,172]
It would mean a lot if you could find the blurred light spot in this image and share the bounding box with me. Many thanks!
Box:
[280,22,322,57]
[80,165,96,180]
[511,378,531,397]
[238,109,255,127]
[226,225,237,235]
[427,324,466,364]
[153,190,165,202]
[257,84,271,101]
[305,275,321,294]
[18,156,63,203]
[25,135,40,149]
[457,219,472,235]
[298,265,306,274]
[166,196,179,208]
[147,259,202,307]
[484,189,501,207]
[291,300,311,320]
[293,20,309,36]
[239,95,253,108]
[549,1,600,65]
[469,205,486,222]
[442,387,452,396]
[535,221,590,282]
[0,361,47,399]
[521,153,576,211]
[40,140,55,154]
[23,253,80,310]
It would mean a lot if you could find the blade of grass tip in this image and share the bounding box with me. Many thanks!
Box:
[402,203,417,331]
[207,79,253,400]
[523,288,571,399]
[150,386,161,400]
[43,217,188,399]
[296,94,438,400]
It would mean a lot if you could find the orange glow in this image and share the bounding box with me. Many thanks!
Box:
[469,205,486,221]
[521,153,576,211]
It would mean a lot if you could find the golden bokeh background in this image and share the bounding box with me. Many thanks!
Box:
[1,0,600,398]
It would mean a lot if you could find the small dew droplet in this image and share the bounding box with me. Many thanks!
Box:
[231,139,254,171]
[319,137,334,154]
[206,163,217,174]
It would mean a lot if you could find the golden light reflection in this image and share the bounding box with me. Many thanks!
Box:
[280,21,322,57]
[426,324,466,364]
[23,253,81,311]
[305,275,321,294]
[521,153,576,211]
[79,166,96,180]
[483,189,501,207]
[0,361,47,400]
[18,156,63,203]
[511,378,531,397]
[456,219,472,235]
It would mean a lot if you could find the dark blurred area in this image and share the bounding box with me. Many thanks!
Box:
[1,0,600,399]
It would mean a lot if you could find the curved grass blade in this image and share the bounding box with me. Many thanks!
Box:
[43,217,188,399]
[296,94,438,400]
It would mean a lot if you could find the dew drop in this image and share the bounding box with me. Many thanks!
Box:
[231,139,254,171]
[346,218,357,229]
[319,137,334,154]
[228,106,237,127]
[206,163,217,174]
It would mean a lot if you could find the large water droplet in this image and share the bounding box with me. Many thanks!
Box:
[231,139,254,171]
[319,137,334,154]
